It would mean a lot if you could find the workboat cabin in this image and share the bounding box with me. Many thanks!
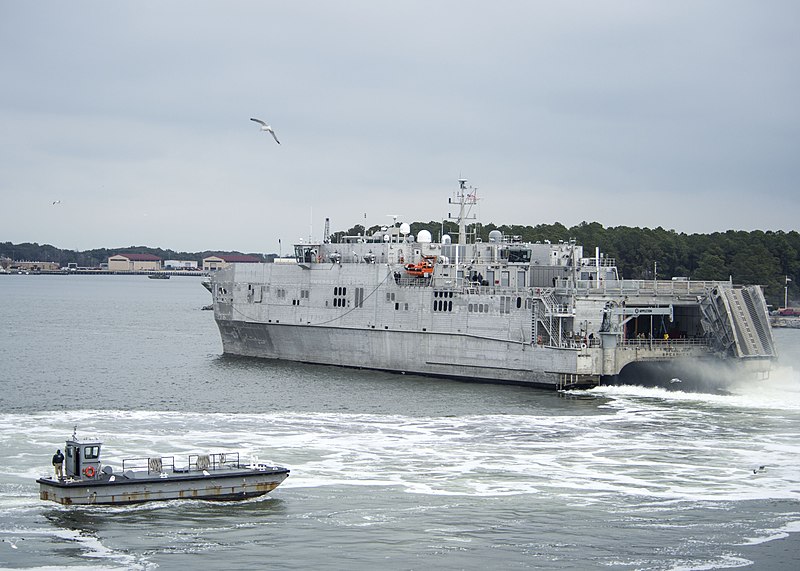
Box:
[64,436,102,480]
[37,429,290,506]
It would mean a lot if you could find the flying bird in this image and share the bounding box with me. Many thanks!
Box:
[250,117,280,144]
[52,200,61,205]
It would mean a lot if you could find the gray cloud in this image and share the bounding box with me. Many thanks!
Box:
[1,1,798,253]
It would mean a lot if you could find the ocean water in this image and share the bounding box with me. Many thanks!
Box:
[1,274,799,570]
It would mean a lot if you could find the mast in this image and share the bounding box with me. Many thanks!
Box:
[448,179,479,247]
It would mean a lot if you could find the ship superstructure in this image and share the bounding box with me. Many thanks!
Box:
[209,180,776,389]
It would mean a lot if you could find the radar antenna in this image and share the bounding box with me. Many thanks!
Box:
[447,178,480,246]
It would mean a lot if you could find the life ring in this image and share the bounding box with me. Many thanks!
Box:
[83,466,95,478]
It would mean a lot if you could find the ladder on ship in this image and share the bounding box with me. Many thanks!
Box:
[532,289,570,348]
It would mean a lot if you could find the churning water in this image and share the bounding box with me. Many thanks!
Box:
[1,275,799,570]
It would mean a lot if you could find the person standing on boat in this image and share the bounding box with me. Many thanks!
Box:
[52,449,64,479]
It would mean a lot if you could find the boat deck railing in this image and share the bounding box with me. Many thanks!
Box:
[188,452,241,471]
[121,452,241,474]
[122,456,177,474]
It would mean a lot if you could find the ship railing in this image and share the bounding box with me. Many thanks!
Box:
[565,279,727,297]
[395,275,434,287]
[580,257,617,268]
[560,336,602,349]
[418,276,727,298]
[618,337,711,348]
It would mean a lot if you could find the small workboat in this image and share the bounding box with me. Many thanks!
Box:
[147,273,170,279]
[37,430,289,505]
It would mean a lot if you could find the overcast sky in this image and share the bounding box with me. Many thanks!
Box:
[2,1,798,254]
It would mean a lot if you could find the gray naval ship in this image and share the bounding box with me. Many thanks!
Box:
[208,180,776,390]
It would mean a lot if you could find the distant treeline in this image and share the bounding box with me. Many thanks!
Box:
[0,243,269,269]
[3,220,798,307]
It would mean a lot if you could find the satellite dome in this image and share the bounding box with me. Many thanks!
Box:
[399,222,411,234]
[489,230,502,243]
[442,234,452,244]
[417,230,432,243]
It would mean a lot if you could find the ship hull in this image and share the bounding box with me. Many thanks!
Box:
[215,319,733,389]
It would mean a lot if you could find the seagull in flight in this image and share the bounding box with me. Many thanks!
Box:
[250,118,280,144]
[52,200,61,205]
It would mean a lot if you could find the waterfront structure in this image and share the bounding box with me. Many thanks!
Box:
[164,260,200,270]
[4,260,60,272]
[108,253,162,272]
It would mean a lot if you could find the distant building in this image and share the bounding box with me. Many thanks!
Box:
[164,260,199,270]
[9,260,59,272]
[108,253,162,272]
[202,254,261,271]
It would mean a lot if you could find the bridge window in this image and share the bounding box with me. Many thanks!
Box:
[500,248,531,263]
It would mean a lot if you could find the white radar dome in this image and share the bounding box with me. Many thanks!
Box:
[417,230,432,243]
[442,234,452,244]
[488,230,502,243]
[399,222,411,234]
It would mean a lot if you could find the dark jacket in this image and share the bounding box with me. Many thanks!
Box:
[52,451,64,465]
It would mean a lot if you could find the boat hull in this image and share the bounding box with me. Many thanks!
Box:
[37,467,289,506]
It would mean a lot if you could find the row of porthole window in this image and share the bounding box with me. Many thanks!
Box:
[333,286,347,296]
[433,300,453,312]
[468,303,490,313]
[434,290,455,298]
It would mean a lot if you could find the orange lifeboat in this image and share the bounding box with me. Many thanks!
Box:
[404,255,437,277]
